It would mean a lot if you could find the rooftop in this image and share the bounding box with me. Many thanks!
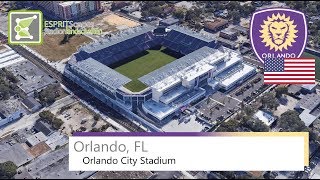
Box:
[34,120,54,136]
[299,109,319,127]
[254,110,276,126]
[0,143,33,167]
[139,46,223,87]
[69,58,131,91]
[0,98,23,118]
[80,25,156,53]
[168,24,216,42]
[204,18,228,30]
[6,61,56,95]
[217,63,256,88]
[26,132,48,147]
[22,97,41,110]
[160,17,179,25]
[297,93,320,111]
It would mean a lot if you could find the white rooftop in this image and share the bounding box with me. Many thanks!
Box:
[148,47,241,91]
[299,109,319,127]
[254,110,276,126]
[218,63,256,88]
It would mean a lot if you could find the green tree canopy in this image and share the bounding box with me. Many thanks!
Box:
[261,92,280,110]
[216,119,240,132]
[0,161,17,179]
[278,110,308,132]
[275,86,288,98]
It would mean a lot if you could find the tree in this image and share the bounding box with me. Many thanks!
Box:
[39,110,63,129]
[90,128,100,132]
[0,84,11,100]
[252,119,269,132]
[52,117,63,129]
[229,10,241,23]
[100,124,110,131]
[278,110,308,132]
[39,110,55,122]
[275,86,288,98]
[39,84,61,106]
[173,8,185,20]
[0,161,17,179]
[216,119,240,132]
[93,113,100,121]
[261,92,280,110]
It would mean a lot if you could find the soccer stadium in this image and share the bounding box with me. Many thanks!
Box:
[64,24,257,130]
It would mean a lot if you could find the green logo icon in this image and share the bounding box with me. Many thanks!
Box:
[8,10,43,45]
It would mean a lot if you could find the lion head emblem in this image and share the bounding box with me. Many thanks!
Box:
[259,13,298,52]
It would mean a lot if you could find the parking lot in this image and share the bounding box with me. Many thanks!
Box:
[229,73,269,103]
[55,102,107,136]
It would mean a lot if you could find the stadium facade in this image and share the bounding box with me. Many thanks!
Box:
[65,24,256,130]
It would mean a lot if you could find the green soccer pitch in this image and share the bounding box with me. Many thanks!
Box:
[302,52,320,80]
[114,47,177,92]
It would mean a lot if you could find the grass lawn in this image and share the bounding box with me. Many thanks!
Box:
[29,34,92,62]
[302,52,320,80]
[114,47,176,92]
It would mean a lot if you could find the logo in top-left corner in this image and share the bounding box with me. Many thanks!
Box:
[8,10,43,45]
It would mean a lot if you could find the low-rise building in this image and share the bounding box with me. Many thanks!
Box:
[34,121,54,136]
[121,4,139,14]
[160,17,180,26]
[26,132,48,147]
[22,97,42,113]
[254,110,276,126]
[204,18,228,33]
[296,93,320,126]
[219,28,238,40]
[0,98,24,128]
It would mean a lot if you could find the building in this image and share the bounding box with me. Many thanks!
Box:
[111,1,130,11]
[33,1,102,20]
[22,97,42,113]
[6,61,57,96]
[231,25,249,36]
[217,37,238,50]
[254,110,276,126]
[204,18,228,33]
[26,132,48,147]
[0,144,33,167]
[296,93,320,126]
[159,17,180,26]
[65,24,255,128]
[121,4,139,14]
[0,98,24,128]
[34,121,54,136]
[219,28,238,40]
[301,84,317,93]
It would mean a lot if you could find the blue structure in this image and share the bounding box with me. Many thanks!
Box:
[65,24,256,130]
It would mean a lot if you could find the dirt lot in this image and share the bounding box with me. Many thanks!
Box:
[104,14,140,28]
[29,34,92,62]
[90,13,140,33]
[56,103,106,136]
[273,95,299,117]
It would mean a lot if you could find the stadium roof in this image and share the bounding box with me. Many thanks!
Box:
[139,46,222,86]
[70,58,131,90]
[168,25,216,42]
[80,25,156,53]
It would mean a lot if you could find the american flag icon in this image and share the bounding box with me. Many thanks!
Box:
[264,58,315,84]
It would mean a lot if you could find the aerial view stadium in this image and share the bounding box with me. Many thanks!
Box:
[65,24,257,130]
